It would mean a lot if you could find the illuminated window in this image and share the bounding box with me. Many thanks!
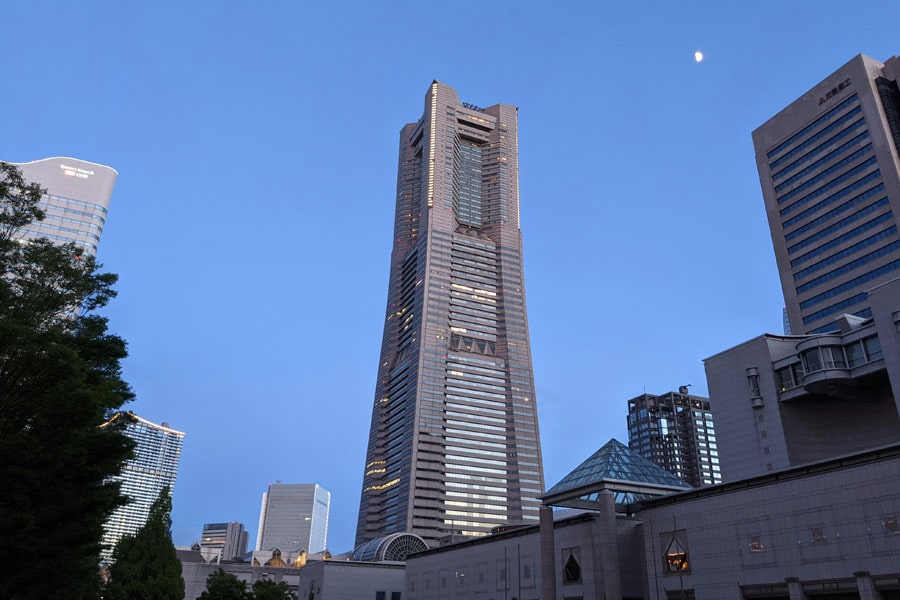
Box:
[883,516,899,534]
[662,531,690,573]
[749,536,765,553]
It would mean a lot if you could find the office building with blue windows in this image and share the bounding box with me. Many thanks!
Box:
[8,157,117,258]
[753,54,900,335]
[256,483,330,554]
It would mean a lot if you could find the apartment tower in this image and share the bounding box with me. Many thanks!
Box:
[753,54,900,334]
[100,413,184,560]
[355,82,544,547]
[9,157,117,258]
[626,389,721,487]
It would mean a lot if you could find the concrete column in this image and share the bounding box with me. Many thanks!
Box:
[785,577,806,600]
[592,491,621,600]
[854,571,880,600]
[540,505,556,600]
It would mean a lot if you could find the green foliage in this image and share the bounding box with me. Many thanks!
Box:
[0,162,135,599]
[104,487,184,600]
[199,569,251,600]
[197,571,298,600]
[252,578,297,600]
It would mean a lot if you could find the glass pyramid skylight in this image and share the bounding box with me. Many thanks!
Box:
[545,438,692,498]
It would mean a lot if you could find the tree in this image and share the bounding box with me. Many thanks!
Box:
[199,569,251,600]
[251,579,297,600]
[104,487,184,600]
[0,162,135,599]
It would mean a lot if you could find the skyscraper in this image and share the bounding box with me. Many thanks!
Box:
[753,54,900,334]
[256,483,330,554]
[8,157,117,258]
[100,412,184,560]
[355,81,544,547]
[626,389,721,487]
[199,522,248,562]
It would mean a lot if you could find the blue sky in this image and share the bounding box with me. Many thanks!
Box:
[4,1,900,553]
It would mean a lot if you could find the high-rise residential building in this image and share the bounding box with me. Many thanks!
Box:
[7,157,117,257]
[199,521,248,562]
[753,54,900,334]
[100,412,184,560]
[256,483,330,554]
[626,389,721,487]
[355,81,544,547]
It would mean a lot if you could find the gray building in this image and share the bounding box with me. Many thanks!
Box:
[753,54,900,335]
[199,521,248,562]
[181,557,406,600]
[100,413,184,560]
[404,438,900,600]
[8,157,117,258]
[627,390,721,487]
[704,276,900,483]
[356,81,545,547]
[256,483,330,554]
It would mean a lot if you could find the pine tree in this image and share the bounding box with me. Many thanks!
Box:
[104,487,184,600]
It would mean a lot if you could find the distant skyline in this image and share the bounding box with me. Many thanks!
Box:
[4,1,900,553]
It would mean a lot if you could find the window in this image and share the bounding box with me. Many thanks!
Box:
[811,527,827,543]
[749,536,765,552]
[847,341,866,366]
[802,348,822,373]
[662,531,690,573]
[864,336,883,361]
[747,374,760,396]
[562,549,581,583]
[776,366,796,391]
[883,516,899,534]
[823,346,847,368]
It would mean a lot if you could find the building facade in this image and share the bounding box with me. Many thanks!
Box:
[8,157,117,257]
[100,412,184,560]
[753,54,900,334]
[356,81,544,547]
[199,521,248,562]
[704,277,900,483]
[627,390,721,487]
[404,440,900,600]
[256,483,330,554]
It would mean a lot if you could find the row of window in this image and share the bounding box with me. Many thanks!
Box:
[799,258,900,310]
[781,162,879,224]
[776,144,873,205]
[791,212,894,267]
[777,336,883,390]
[767,94,859,159]
[796,235,900,290]
[774,131,870,193]
[45,193,109,215]
[770,110,864,174]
